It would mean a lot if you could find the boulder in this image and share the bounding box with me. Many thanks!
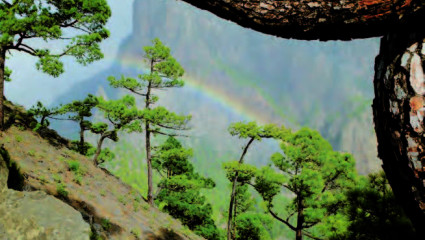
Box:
[0,190,91,240]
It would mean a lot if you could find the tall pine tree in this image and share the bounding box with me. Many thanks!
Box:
[223,122,284,240]
[108,38,191,205]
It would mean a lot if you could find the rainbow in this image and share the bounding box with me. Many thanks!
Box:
[106,55,296,126]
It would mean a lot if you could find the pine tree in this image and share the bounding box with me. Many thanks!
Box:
[91,95,141,165]
[223,122,285,240]
[28,101,63,130]
[154,137,221,240]
[108,38,191,205]
[254,128,357,240]
[0,0,111,129]
[334,171,416,240]
[60,94,98,156]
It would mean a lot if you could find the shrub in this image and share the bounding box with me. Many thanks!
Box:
[67,160,80,173]
[56,183,68,198]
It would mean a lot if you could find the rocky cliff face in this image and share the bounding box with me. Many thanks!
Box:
[0,102,203,240]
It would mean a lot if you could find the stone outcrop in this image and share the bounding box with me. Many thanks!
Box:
[178,0,425,40]
[0,152,90,240]
[0,190,91,240]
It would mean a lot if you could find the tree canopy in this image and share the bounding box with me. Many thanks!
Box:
[0,0,111,129]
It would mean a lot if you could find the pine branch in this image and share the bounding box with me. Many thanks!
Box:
[268,207,297,231]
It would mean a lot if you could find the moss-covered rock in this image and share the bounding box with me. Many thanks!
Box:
[0,189,90,240]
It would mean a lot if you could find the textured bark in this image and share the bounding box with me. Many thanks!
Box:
[146,63,154,206]
[93,135,106,165]
[373,28,425,235]
[296,198,304,240]
[0,49,4,130]
[79,121,85,155]
[178,0,425,40]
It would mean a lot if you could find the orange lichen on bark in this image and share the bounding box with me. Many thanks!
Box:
[410,96,424,111]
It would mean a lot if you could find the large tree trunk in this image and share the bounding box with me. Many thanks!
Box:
[0,49,5,130]
[373,28,425,235]
[179,0,425,40]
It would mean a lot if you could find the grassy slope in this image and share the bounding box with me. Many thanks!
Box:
[0,101,203,240]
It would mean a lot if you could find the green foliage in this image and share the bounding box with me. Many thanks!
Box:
[332,172,416,240]
[97,148,115,164]
[101,218,112,231]
[228,122,286,141]
[56,183,68,198]
[4,66,11,82]
[0,0,111,74]
[27,150,36,157]
[224,121,286,240]
[59,94,98,155]
[108,38,191,204]
[67,160,80,173]
[95,95,141,134]
[60,94,98,123]
[235,213,272,240]
[0,0,111,127]
[254,127,357,239]
[73,174,83,185]
[152,137,194,176]
[91,95,140,165]
[14,135,22,142]
[131,228,141,238]
[70,140,96,157]
[155,137,220,240]
[223,161,257,183]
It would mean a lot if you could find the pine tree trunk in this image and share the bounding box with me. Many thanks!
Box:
[372,28,425,236]
[79,121,85,155]
[0,48,5,131]
[146,70,154,206]
[232,183,238,238]
[227,171,238,240]
[146,123,153,205]
[227,137,255,240]
[93,135,106,165]
[296,198,304,240]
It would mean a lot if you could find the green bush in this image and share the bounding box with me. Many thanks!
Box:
[67,160,80,173]
[56,183,68,198]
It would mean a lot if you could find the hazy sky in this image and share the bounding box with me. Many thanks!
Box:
[5,0,135,107]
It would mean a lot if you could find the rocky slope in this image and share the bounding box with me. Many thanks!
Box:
[0,101,203,240]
